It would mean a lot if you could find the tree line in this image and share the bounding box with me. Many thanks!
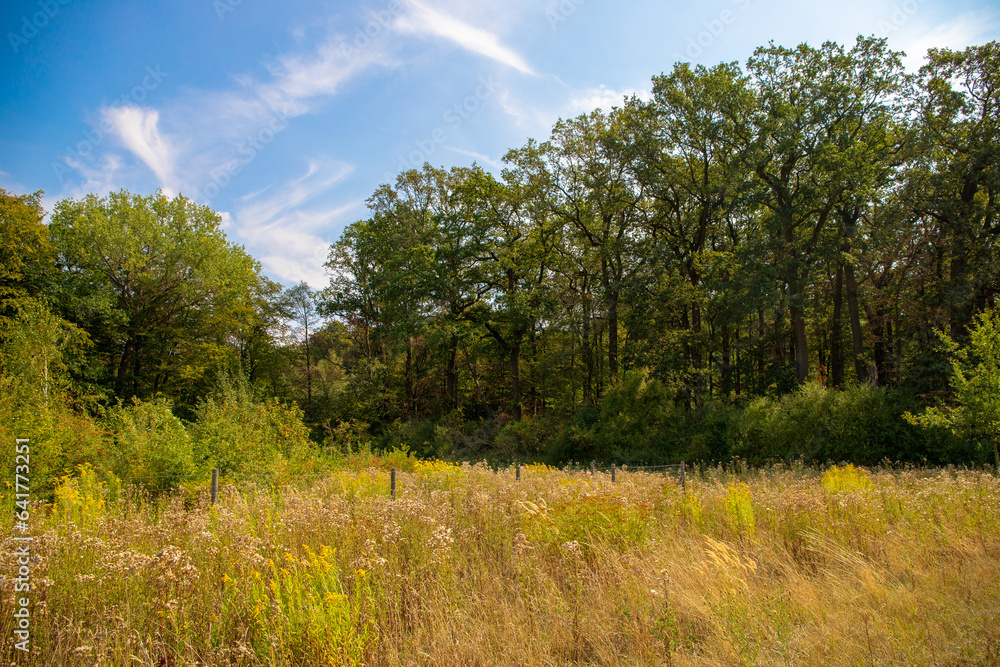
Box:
[1,37,998,474]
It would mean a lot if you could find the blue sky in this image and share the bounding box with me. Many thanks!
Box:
[2,0,998,287]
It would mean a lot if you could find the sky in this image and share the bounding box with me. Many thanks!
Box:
[2,0,998,289]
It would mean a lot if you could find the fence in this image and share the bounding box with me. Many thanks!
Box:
[202,461,687,505]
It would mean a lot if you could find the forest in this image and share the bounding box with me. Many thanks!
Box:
[2,36,999,492]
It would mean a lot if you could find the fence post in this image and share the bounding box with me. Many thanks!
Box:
[611,464,617,483]
[680,461,686,490]
[590,461,595,475]
[211,468,219,506]
[515,465,520,481]
[390,467,397,500]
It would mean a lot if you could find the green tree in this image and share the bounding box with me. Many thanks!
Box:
[49,190,266,407]
[905,306,1000,470]
[0,188,54,321]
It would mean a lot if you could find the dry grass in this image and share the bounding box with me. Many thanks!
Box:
[2,462,999,666]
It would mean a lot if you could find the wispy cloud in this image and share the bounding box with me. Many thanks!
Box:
[72,20,395,202]
[229,159,360,287]
[892,10,1000,71]
[446,146,501,169]
[395,0,536,75]
[103,107,181,196]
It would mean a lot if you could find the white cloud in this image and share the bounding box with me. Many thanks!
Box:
[103,107,181,196]
[230,159,360,287]
[446,146,501,168]
[395,0,537,75]
[891,10,1000,71]
[63,153,127,200]
[567,85,650,115]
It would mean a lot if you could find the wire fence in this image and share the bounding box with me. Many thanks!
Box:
[51,460,692,509]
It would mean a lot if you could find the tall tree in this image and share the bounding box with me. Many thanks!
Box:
[49,190,265,406]
[0,189,54,322]
[282,282,322,407]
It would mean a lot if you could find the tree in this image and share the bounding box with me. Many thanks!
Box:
[905,306,1000,470]
[911,42,1000,338]
[0,188,54,321]
[49,189,266,406]
[282,282,322,407]
[724,37,907,384]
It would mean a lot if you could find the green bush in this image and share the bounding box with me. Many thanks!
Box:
[190,374,313,480]
[377,418,454,459]
[549,368,687,464]
[0,380,105,499]
[728,382,972,465]
[105,397,194,493]
[494,413,560,462]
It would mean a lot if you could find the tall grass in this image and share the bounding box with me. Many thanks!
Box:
[1,463,998,665]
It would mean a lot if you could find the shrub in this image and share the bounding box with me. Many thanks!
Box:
[190,373,313,480]
[377,418,454,459]
[550,368,687,464]
[105,397,194,492]
[728,381,972,465]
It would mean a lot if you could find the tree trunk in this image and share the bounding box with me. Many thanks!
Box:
[581,294,594,405]
[721,322,732,396]
[844,262,866,384]
[831,264,844,388]
[788,273,809,384]
[510,340,522,421]
[446,335,458,410]
[115,335,136,397]
[607,293,619,382]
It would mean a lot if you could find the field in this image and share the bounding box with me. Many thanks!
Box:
[2,462,999,666]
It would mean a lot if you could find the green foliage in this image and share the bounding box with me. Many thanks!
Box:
[324,418,373,455]
[729,382,971,465]
[49,189,267,408]
[495,414,560,462]
[0,188,53,316]
[905,307,1000,468]
[550,368,686,464]
[0,301,102,496]
[190,373,312,480]
[105,398,195,493]
[377,417,455,460]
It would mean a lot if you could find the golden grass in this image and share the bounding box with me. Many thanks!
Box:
[2,463,999,666]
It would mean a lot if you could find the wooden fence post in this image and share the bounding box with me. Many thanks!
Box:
[680,461,686,490]
[211,468,219,506]
[590,461,596,475]
[611,464,617,483]
[390,467,397,500]
[515,465,520,481]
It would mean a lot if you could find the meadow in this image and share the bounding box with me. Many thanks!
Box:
[2,461,999,666]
